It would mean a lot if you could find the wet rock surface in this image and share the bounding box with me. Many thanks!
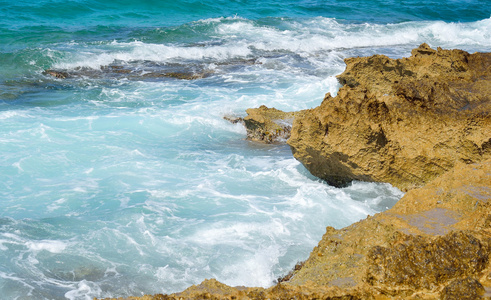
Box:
[43,58,259,81]
[243,105,298,143]
[224,105,299,143]
[44,63,213,81]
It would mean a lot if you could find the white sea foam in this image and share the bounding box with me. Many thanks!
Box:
[186,221,284,246]
[220,244,283,288]
[26,240,67,253]
[0,110,29,120]
[216,17,491,54]
[65,280,102,300]
[53,42,253,70]
[0,270,35,294]
[46,198,67,212]
[0,240,8,251]
[49,17,491,75]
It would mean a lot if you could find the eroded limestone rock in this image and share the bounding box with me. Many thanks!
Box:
[286,160,491,297]
[441,277,485,300]
[288,43,491,191]
[223,106,299,143]
[366,231,490,289]
[242,105,297,143]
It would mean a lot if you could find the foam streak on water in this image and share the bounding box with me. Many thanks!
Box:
[0,0,490,298]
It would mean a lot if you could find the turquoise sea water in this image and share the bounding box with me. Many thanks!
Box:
[0,0,490,299]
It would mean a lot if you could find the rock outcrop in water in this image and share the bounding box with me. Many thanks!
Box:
[229,105,298,143]
[288,43,490,191]
[224,105,298,143]
[43,58,259,81]
[98,45,491,300]
[44,63,212,80]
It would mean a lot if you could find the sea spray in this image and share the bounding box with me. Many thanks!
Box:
[1,0,490,298]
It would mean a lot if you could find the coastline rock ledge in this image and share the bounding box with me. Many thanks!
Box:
[288,43,490,191]
[99,45,491,300]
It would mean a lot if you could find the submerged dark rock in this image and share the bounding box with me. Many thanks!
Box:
[43,58,261,81]
[44,63,213,81]
[43,70,69,79]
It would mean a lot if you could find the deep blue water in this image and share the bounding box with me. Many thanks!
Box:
[0,0,489,299]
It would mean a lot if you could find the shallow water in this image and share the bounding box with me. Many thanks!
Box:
[0,0,490,299]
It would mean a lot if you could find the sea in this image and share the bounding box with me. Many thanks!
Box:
[0,0,489,299]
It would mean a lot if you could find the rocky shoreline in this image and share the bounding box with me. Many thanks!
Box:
[99,45,490,300]
[288,43,490,191]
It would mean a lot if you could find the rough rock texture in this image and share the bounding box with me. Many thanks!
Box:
[288,43,491,191]
[223,105,298,143]
[242,105,297,143]
[441,277,486,300]
[285,159,491,299]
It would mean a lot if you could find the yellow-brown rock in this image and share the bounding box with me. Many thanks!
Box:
[286,159,491,299]
[288,43,491,191]
[243,105,297,143]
